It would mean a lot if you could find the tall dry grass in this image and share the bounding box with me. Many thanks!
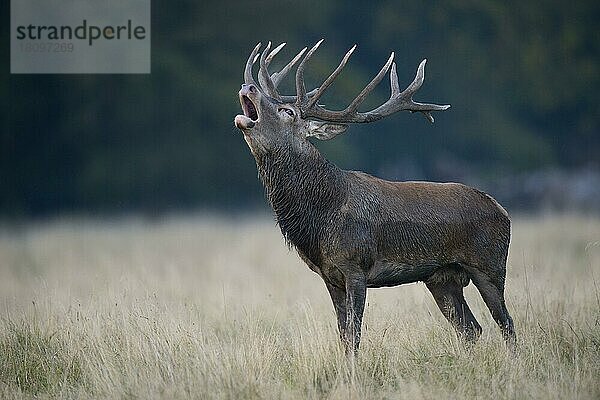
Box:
[0,214,599,399]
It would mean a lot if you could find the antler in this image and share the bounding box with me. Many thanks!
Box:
[295,40,450,123]
[245,40,449,122]
[246,42,317,103]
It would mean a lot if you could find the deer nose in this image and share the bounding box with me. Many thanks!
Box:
[240,84,257,95]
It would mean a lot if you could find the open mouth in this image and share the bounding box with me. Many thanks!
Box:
[241,95,259,121]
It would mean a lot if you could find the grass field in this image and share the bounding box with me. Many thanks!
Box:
[1,214,599,399]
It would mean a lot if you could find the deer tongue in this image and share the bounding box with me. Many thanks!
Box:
[234,115,255,130]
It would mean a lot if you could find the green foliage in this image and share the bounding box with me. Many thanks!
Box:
[2,1,598,214]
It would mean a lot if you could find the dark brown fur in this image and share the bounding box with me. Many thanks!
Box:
[235,43,515,354]
[255,140,514,352]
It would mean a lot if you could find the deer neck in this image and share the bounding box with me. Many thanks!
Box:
[255,141,347,264]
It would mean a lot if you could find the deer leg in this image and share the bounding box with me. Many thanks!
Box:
[324,281,347,343]
[344,272,367,356]
[468,268,516,348]
[426,279,482,342]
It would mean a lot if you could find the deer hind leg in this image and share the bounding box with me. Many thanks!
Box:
[466,266,516,348]
[426,265,482,342]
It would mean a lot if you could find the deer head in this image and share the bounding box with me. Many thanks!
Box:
[234,40,450,154]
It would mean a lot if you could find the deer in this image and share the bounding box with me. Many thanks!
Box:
[234,40,515,355]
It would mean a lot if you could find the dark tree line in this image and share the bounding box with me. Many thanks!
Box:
[1,0,598,215]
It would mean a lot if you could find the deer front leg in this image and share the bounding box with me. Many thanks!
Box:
[344,272,367,356]
[325,281,347,343]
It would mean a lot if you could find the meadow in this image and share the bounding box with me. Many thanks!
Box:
[0,214,599,399]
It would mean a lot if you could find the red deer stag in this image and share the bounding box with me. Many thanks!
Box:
[234,40,515,354]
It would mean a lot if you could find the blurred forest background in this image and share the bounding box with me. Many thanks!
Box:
[1,0,599,216]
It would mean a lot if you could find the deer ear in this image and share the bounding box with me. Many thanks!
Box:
[305,121,348,140]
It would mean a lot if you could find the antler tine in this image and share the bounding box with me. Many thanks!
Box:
[390,62,400,97]
[265,42,286,66]
[401,59,426,98]
[341,52,395,116]
[306,44,357,109]
[370,59,450,123]
[271,47,307,88]
[258,42,282,100]
[244,42,261,86]
[296,39,324,107]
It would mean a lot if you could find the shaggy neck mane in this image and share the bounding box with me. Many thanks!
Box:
[255,142,347,265]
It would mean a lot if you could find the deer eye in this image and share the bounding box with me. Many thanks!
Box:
[278,107,295,118]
